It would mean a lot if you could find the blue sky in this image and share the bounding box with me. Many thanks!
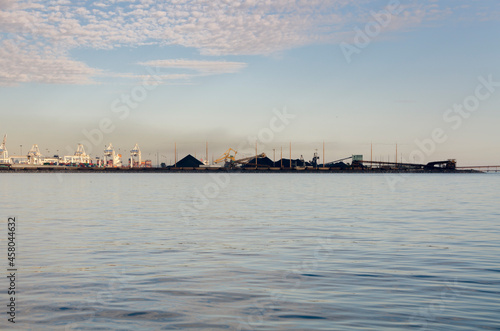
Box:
[1,0,499,165]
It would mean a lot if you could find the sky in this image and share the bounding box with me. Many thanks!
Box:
[1,0,499,166]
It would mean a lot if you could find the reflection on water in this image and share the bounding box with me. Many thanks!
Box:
[1,173,499,330]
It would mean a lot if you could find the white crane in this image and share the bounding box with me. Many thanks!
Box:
[27,144,42,165]
[0,134,10,164]
[75,144,86,157]
[64,144,90,165]
[130,143,141,168]
[104,143,122,167]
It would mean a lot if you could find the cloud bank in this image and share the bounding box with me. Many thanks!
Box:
[0,0,497,86]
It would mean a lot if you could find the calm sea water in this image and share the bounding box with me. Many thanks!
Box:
[1,173,499,330]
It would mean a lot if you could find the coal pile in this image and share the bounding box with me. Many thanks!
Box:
[242,156,274,167]
[173,154,203,167]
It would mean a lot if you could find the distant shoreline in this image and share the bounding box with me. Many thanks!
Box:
[0,166,483,174]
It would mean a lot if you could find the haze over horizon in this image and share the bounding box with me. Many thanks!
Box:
[1,0,499,165]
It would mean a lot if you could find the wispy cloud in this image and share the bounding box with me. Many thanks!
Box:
[139,59,247,75]
[0,0,498,86]
[0,40,101,86]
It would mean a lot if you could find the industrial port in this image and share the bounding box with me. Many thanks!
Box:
[0,133,497,173]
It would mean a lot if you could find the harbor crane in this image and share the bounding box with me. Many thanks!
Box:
[130,143,142,168]
[0,134,9,164]
[27,144,42,165]
[104,143,122,167]
[64,144,90,165]
[310,151,320,168]
[214,148,238,167]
